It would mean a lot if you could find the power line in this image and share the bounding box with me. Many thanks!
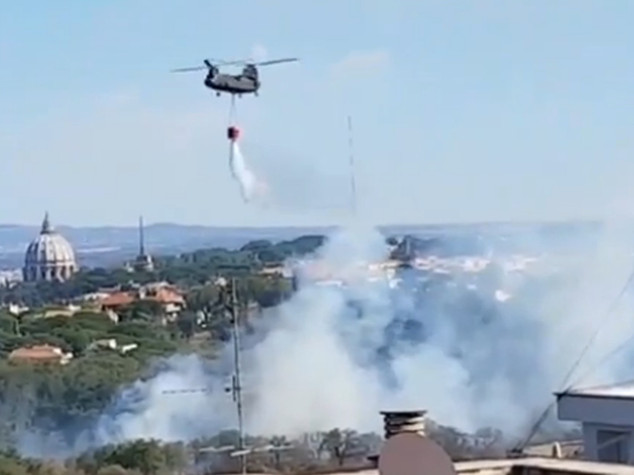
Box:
[347,115,357,218]
[513,268,634,453]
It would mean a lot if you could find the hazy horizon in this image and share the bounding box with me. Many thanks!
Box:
[0,215,604,230]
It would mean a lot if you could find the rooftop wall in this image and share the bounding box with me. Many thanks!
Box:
[230,458,634,475]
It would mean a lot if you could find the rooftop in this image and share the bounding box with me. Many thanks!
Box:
[456,457,634,474]
[223,457,634,475]
[556,380,634,400]
[100,291,136,307]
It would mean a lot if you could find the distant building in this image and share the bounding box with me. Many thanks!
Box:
[27,305,79,319]
[9,344,73,365]
[0,269,22,286]
[100,291,135,310]
[23,212,77,282]
[87,338,137,354]
[99,282,186,322]
[3,303,28,316]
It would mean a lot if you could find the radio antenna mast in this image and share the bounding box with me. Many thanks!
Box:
[161,278,292,473]
[347,115,358,218]
[230,277,246,474]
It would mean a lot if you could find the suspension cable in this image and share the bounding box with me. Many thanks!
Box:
[227,94,237,125]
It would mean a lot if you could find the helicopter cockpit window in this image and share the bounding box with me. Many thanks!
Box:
[244,66,257,79]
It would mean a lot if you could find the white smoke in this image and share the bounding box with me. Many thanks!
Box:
[18,219,634,456]
[229,140,268,203]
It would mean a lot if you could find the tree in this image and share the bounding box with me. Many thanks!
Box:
[101,439,169,475]
[318,428,358,466]
[240,239,273,252]
[185,284,219,313]
[95,465,130,475]
[119,300,164,323]
[239,275,292,309]
[0,453,29,475]
[176,311,197,339]
[0,312,18,335]
[52,327,90,355]
[269,435,291,469]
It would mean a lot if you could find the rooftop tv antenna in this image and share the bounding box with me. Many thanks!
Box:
[162,277,291,473]
[230,277,246,473]
[347,115,358,217]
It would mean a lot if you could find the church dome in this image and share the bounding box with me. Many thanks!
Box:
[23,213,78,282]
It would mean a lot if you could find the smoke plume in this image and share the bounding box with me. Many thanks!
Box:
[17,218,634,457]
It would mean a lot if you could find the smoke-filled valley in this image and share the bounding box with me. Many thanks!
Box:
[8,219,634,461]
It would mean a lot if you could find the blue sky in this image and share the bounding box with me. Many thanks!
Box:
[1,1,634,227]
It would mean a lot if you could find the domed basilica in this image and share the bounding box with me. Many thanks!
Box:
[23,213,78,282]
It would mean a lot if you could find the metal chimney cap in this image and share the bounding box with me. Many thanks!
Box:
[381,410,428,417]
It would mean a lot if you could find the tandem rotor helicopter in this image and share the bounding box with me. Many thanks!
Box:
[171,57,299,97]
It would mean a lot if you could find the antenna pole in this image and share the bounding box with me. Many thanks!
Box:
[347,116,357,217]
[139,216,145,256]
[162,279,294,469]
[230,278,247,474]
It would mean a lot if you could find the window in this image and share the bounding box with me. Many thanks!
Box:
[597,429,630,463]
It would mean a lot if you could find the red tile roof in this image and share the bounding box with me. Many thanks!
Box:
[9,344,65,362]
[149,288,185,305]
[100,291,135,307]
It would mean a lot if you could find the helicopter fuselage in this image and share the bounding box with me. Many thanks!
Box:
[204,72,260,96]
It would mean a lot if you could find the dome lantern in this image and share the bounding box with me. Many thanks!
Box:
[41,211,52,234]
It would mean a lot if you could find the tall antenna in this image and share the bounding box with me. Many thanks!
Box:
[347,115,358,217]
[230,277,247,475]
[138,216,145,256]
[161,278,292,471]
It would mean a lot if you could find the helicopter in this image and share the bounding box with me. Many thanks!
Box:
[171,57,298,97]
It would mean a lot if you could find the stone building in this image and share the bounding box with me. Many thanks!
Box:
[23,213,78,282]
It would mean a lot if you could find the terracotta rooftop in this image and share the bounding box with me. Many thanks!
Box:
[9,344,66,361]
[100,291,135,307]
[99,287,185,308]
[149,287,185,305]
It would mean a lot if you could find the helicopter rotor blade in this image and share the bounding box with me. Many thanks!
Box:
[205,58,247,67]
[254,57,299,67]
[170,56,297,73]
[170,65,208,73]
[171,58,226,73]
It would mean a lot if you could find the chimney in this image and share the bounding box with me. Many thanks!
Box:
[381,410,427,439]
[368,410,427,467]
